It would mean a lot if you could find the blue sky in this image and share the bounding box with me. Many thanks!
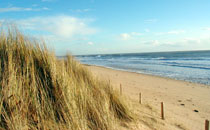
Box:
[0,0,210,55]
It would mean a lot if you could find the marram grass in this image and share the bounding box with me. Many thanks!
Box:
[0,27,133,130]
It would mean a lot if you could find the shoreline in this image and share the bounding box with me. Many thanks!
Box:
[85,64,210,130]
[83,64,210,87]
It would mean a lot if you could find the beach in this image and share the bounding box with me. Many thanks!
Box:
[86,65,210,130]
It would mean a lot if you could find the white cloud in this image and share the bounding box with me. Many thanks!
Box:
[42,7,50,10]
[87,42,94,45]
[142,35,210,49]
[120,33,131,40]
[142,40,160,46]
[155,29,186,35]
[202,27,210,31]
[167,30,185,34]
[131,32,142,36]
[155,32,164,36]
[71,8,93,13]
[144,19,158,23]
[32,4,38,7]
[17,15,97,39]
[182,37,204,45]
[206,28,210,31]
[119,32,142,40]
[164,36,210,49]
[0,7,49,13]
[151,40,160,46]
[144,29,150,32]
[0,7,31,13]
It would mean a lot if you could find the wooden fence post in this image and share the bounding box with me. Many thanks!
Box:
[161,102,164,120]
[139,93,141,104]
[206,120,209,130]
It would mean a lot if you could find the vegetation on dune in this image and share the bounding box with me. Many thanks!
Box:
[0,26,133,130]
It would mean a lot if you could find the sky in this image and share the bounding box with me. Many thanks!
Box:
[0,0,210,55]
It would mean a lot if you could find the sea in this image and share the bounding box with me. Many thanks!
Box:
[75,50,210,85]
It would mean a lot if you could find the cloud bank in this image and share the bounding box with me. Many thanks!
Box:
[0,7,49,13]
[17,15,97,39]
[144,19,158,23]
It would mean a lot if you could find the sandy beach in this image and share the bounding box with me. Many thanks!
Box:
[86,65,210,130]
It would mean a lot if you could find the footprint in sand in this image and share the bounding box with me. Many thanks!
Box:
[186,99,192,102]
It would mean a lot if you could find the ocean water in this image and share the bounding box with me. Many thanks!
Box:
[75,51,210,85]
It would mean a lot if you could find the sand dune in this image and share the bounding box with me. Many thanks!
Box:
[86,65,210,130]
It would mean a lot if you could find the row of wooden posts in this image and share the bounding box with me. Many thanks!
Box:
[119,83,209,130]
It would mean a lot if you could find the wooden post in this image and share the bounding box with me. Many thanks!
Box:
[139,93,141,104]
[206,120,209,130]
[120,84,122,95]
[161,102,164,120]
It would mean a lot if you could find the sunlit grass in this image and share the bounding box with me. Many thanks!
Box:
[0,26,133,130]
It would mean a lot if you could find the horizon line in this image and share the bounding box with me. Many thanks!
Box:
[56,49,210,57]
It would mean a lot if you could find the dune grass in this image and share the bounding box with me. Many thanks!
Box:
[0,27,133,130]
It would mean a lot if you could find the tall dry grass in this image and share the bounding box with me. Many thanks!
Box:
[0,26,133,130]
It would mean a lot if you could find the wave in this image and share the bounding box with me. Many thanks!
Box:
[76,51,210,85]
[78,56,210,62]
[165,64,210,70]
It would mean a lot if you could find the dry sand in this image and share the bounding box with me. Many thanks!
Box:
[85,65,210,130]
